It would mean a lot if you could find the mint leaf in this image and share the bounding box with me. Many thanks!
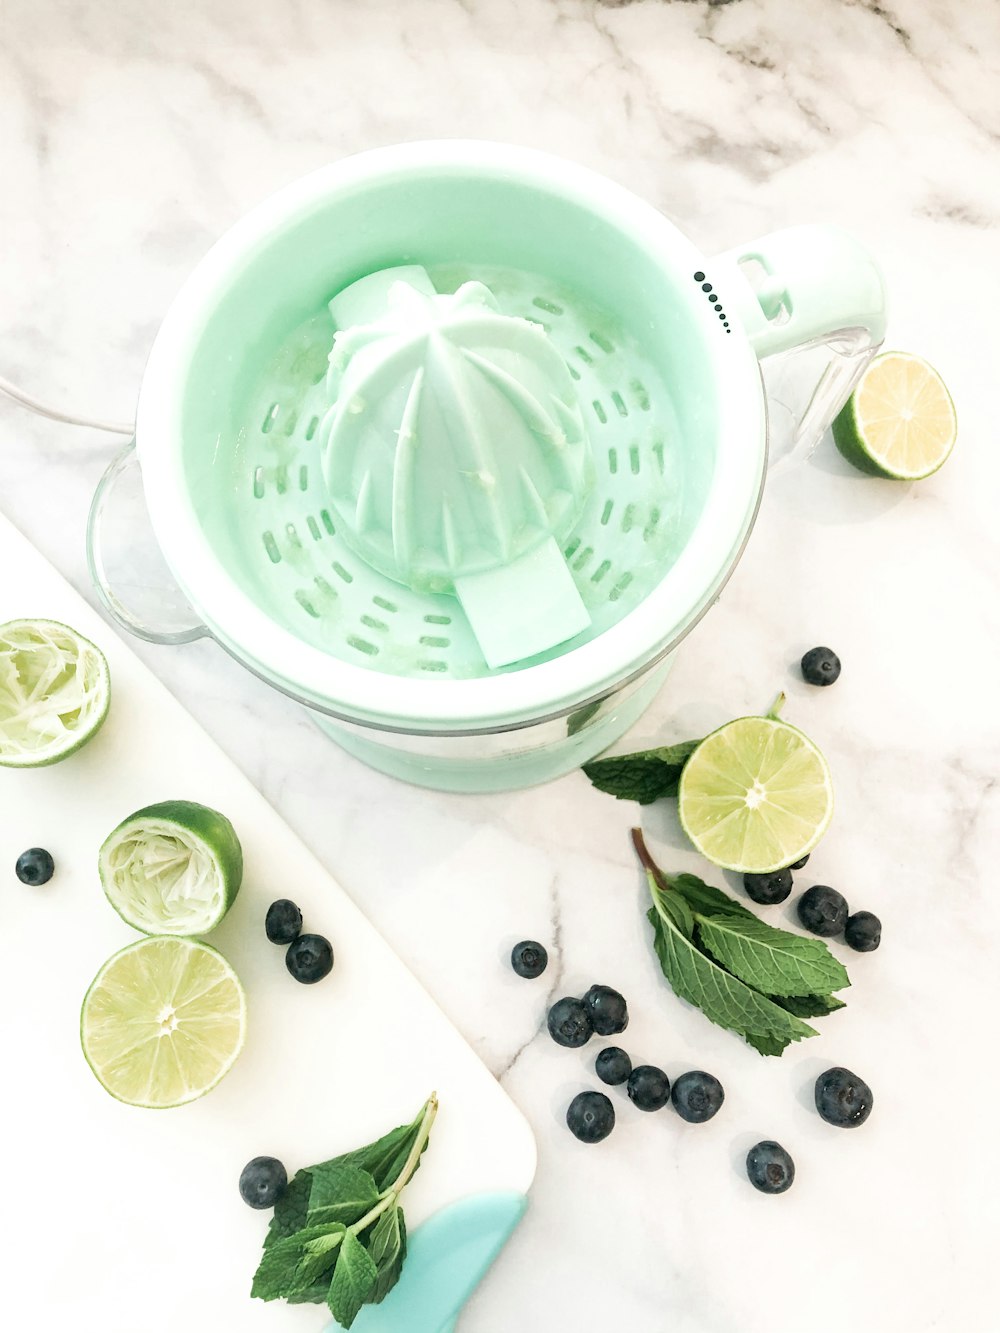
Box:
[651,877,696,938]
[772,992,847,1019]
[287,1283,332,1305]
[297,1226,347,1288]
[583,738,702,804]
[339,1117,422,1191]
[696,913,851,999]
[327,1229,378,1329]
[252,1225,343,1301]
[744,1030,795,1057]
[646,895,817,1053]
[307,1162,379,1226]
[264,1169,312,1247]
[671,873,757,921]
[567,699,601,737]
[367,1207,405,1305]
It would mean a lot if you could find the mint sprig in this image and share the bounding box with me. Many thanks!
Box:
[633,830,849,1055]
[583,738,702,804]
[252,1094,437,1327]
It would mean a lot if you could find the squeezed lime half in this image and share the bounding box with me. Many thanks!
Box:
[0,619,110,768]
[81,936,247,1108]
[99,800,243,936]
[678,714,834,874]
[833,351,956,480]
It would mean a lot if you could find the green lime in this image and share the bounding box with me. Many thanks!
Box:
[81,936,247,1108]
[0,618,110,768]
[832,351,956,480]
[677,712,833,874]
[99,800,243,936]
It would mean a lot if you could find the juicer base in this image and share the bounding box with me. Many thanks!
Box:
[308,655,674,793]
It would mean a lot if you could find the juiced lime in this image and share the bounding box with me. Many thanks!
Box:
[0,619,110,768]
[99,800,243,936]
[678,711,833,874]
[832,351,956,479]
[81,936,247,1108]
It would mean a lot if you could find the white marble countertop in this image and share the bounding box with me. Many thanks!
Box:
[2,2,999,1330]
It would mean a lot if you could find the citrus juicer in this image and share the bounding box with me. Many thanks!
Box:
[87,142,887,792]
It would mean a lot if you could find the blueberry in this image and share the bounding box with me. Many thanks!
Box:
[797,884,849,937]
[844,911,881,952]
[801,646,841,686]
[265,899,303,945]
[627,1065,670,1111]
[671,1070,725,1123]
[285,933,334,984]
[239,1156,288,1209]
[15,848,54,885]
[595,1046,632,1086]
[510,940,548,979]
[583,984,628,1036]
[788,854,810,871]
[815,1066,873,1128]
[566,1091,615,1143]
[746,1141,795,1194]
[743,868,793,905]
[547,997,593,1048]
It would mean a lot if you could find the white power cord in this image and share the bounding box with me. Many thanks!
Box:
[0,372,134,436]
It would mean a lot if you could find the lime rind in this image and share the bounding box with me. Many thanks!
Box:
[99,800,243,937]
[0,618,110,768]
[80,936,247,1109]
[832,351,956,480]
[678,716,834,874]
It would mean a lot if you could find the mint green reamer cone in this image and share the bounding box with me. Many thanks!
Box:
[92,142,887,791]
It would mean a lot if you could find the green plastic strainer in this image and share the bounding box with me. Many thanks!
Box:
[87,142,887,790]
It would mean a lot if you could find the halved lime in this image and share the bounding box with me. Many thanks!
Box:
[0,619,110,768]
[832,351,956,479]
[99,800,243,936]
[81,936,247,1108]
[678,714,833,874]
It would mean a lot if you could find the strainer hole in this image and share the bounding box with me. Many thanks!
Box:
[572,546,593,571]
[592,401,607,425]
[275,466,289,495]
[653,441,665,474]
[348,636,379,656]
[295,591,320,618]
[314,576,335,596]
[299,465,309,491]
[607,448,618,475]
[591,560,612,584]
[283,410,299,437]
[424,613,452,625]
[252,467,264,499]
[622,504,636,534]
[418,660,448,673]
[600,500,614,526]
[285,523,302,550]
[262,532,281,564]
[574,345,594,366]
[261,403,279,434]
[321,509,336,535]
[611,391,628,418]
[361,614,388,632]
[419,635,450,647]
[630,379,651,412]
[305,415,320,441]
[590,331,614,354]
[332,562,354,584]
[568,366,581,382]
[532,296,563,316]
[564,537,581,560]
[609,572,634,602]
[307,516,321,541]
[629,446,641,475]
[644,507,662,540]
[374,596,398,613]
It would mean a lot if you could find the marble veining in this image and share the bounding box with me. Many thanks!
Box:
[2,1,1000,1329]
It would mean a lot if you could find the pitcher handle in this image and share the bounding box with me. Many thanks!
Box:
[86,438,208,645]
[710,224,888,463]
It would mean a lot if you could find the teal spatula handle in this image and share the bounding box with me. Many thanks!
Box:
[329,1192,528,1333]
